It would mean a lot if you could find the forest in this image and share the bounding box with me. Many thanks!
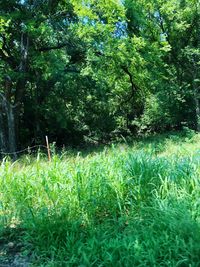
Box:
[0,1,200,266]
[0,0,199,154]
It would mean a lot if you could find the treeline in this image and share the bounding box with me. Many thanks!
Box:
[0,0,199,153]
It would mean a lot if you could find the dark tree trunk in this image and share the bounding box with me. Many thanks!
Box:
[0,102,6,153]
[0,32,29,158]
[194,88,200,132]
[0,93,17,159]
[3,33,30,158]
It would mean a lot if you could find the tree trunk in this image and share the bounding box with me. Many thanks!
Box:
[0,103,6,153]
[0,29,29,159]
[7,103,17,155]
[0,93,17,159]
[194,88,200,132]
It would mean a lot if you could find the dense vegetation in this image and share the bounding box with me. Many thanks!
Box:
[0,1,200,266]
[0,0,199,154]
[0,132,200,266]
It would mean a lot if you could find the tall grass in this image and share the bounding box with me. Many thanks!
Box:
[0,133,200,266]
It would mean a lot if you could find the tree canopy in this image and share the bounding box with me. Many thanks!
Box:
[0,0,199,154]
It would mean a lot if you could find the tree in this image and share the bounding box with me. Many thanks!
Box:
[0,0,84,154]
[0,0,199,155]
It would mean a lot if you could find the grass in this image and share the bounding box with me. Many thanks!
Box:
[0,131,200,266]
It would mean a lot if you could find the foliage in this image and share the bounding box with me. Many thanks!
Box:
[0,0,199,150]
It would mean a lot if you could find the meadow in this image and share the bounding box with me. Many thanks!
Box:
[0,132,200,266]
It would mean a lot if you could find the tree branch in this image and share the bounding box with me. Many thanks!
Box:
[121,65,139,103]
[37,42,71,52]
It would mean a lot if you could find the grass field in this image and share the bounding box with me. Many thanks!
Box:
[0,132,200,266]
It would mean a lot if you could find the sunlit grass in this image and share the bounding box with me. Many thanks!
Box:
[0,132,200,266]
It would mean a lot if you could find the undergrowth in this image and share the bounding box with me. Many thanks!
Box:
[0,133,200,266]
